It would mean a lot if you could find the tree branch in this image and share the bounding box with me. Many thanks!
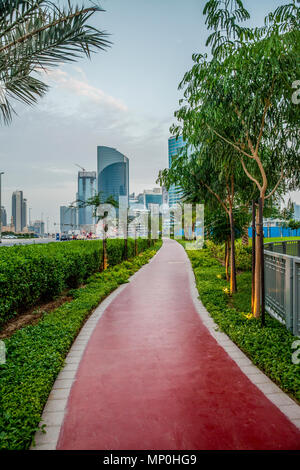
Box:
[255,78,275,155]
[265,168,284,200]
[234,106,256,155]
[203,182,229,215]
[241,158,262,192]
[255,99,271,155]
[209,126,254,160]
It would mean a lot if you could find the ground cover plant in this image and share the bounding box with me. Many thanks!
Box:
[0,241,161,450]
[180,242,300,406]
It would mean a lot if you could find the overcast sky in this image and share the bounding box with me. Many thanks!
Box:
[0,0,298,230]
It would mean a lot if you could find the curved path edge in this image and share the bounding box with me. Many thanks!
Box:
[31,249,161,450]
[184,244,300,431]
[31,241,300,450]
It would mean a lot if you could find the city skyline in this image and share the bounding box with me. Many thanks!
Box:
[1,0,298,233]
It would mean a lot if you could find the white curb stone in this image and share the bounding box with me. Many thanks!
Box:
[31,249,160,450]
[182,242,300,432]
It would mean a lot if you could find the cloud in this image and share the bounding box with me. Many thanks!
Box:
[44,68,128,112]
[1,67,173,231]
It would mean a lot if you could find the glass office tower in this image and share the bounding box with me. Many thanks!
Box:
[60,206,77,233]
[142,189,163,209]
[97,146,129,205]
[12,190,25,232]
[294,203,300,221]
[22,198,27,230]
[77,171,96,226]
[1,206,7,227]
[168,136,185,207]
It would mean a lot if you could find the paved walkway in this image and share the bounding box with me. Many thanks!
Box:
[42,240,300,450]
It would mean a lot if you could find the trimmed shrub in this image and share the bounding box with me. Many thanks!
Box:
[0,238,154,327]
[0,242,161,450]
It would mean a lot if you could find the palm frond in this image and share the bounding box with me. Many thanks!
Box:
[0,1,111,125]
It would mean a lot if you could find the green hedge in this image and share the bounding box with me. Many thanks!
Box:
[0,238,152,327]
[184,247,300,404]
[204,239,252,271]
[0,242,161,450]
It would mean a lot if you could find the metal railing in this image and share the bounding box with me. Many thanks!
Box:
[264,240,300,336]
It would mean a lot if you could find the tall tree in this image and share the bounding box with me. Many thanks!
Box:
[176,0,300,316]
[158,140,256,294]
[71,192,118,270]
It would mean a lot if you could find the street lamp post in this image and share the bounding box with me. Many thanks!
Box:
[0,172,4,244]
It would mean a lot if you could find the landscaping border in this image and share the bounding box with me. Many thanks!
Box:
[31,245,161,450]
[181,243,300,431]
[0,243,161,450]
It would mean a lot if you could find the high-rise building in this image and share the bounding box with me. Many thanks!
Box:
[60,206,77,233]
[12,190,26,232]
[1,206,7,227]
[97,146,129,205]
[162,186,169,205]
[141,188,163,209]
[293,203,300,221]
[77,171,96,226]
[168,136,185,207]
[31,220,45,236]
[22,198,27,230]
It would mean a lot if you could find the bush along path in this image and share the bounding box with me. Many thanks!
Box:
[37,239,299,450]
[0,238,150,328]
[182,243,300,405]
[0,241,161,450]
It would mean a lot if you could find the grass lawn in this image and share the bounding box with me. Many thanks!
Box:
[247,236,300,245]
[264,236,300,243]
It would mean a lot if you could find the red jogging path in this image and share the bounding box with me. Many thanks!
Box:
[57,240,300,450]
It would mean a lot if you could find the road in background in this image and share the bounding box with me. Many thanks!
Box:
[0,238,57,247]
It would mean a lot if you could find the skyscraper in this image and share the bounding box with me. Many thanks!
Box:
[1,206,7,227]
[162,186,169,205]
[60,206,77,233]
[168,136,185,207]
[78,171,96,226]
[22,198,27,230]
[293,203,300,221]
[141,188,163,209]
[12,190,26,232]
[97,146,129,204]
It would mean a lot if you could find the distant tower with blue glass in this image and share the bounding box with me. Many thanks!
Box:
[78,171,96,226]
[97,146,129,204]
[168,136,185,207]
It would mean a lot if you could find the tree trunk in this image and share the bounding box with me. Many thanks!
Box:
[259,198,265,326]
[192,220,196,240]
[253,209,261,317]
[102,236,108,271]
[253,198,265,318]
[225,238,230,282]
[242,225,249,246]
[251,201,256,314]
[229,208,237,294]
[124,238,128,260]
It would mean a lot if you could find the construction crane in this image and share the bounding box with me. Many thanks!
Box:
[75,164,86,172]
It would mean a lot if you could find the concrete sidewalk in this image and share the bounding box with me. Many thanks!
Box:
[34,239,300,450]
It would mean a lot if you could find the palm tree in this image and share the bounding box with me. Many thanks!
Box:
[0,0,111,124]
[71,192,118,271]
